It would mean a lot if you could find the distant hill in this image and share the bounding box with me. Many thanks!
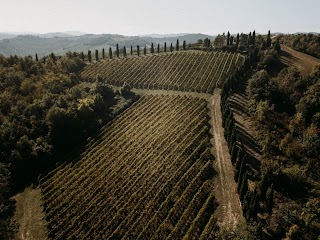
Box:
[0,33,212,57]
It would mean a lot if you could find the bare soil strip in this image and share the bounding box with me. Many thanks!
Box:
[208,89,245,230]
[280,45,320,76]
[13,187,48,240]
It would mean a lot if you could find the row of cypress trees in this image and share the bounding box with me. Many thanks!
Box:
[84,40,187,62]
[220,47,274,225]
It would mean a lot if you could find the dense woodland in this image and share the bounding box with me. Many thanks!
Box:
[221,35,320,239]
[0,54,137,239]
[278,33,320,59]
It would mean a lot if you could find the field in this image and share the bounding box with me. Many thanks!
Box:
[39,94,218,240]
[81,51,243,93]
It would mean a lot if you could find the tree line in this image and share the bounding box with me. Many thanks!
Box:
[75,40,188,63]
[0,53,138,239]
[220,32,320,239]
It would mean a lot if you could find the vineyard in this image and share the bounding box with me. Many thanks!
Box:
[39,94,218,240]
[81,51,243,93]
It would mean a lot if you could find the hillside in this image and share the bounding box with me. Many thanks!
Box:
[280,44,320,75]
[0,33,212,57]
[82,51,243,93]
[39,94,217,240]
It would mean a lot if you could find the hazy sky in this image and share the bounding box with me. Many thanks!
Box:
[1,0,319,35]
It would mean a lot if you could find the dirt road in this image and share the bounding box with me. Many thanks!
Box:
[280,44,320,76]
[208,89,245,230]
[13,187,48,240]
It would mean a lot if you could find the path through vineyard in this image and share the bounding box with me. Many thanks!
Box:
[209,89,245,230]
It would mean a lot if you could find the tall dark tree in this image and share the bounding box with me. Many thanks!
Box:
[143,45,146,55]
[102,48,105,59]
[266,184,274,214]
[109,47,113,59]
[176,39,179,51]
[236,33,240,48]
[227,31,230,46]
[88,50,92,63]
[81,52,84,61]
[170,43,173,52]
[164,42,167,53]
[95,50,99,61]
[239,172,248,201]
[266,30,271,47]
[183,40,186,50]
[137,45,140,56]
[252,30,256,45]
[116,44,119,57]
[130,45,133,56]
[35,54,38,62]
[123,46,127,57]
[151,43,154,55]
[157,44,160,54]
[208,39,211,48]
[231,143,238,164]
[248,32,252,46]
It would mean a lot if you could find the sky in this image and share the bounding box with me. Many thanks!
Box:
[0,0,319,35]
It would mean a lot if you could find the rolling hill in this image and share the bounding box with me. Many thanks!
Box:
[0,33,212,57]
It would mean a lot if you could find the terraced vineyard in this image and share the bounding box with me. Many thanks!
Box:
[39,94,217,240]
[81,51,243,93]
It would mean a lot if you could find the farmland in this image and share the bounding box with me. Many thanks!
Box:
[81,51,243,93]
[39,94,218,240]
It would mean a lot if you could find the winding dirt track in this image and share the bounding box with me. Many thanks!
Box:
[209,89,245,230]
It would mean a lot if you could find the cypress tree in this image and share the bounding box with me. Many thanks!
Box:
[109,47,112,59]
[234,148,243,181]
[252,30,256,45]
[35,54,38,62]
[137,45,140,56]
[164,42,167,53]
[102,48,105,59]
[236,33,240,48]
[247,189,259,220]
[123,46,127,57]
[266,184,274,214]
[208,39,210,48]
[81,52,84,61]
[151,43,154,54]
[227,31,230,46]
[252,190,259,221]
[267,30,271,47]
[88,50,92,63]
[229,127,237,149]
[176,39,179,51]
[231,143,238,164]
[239,172,248,201]
[43,56,46,64]
[259,173,269,200]
[183,40,186,50]
[248,32,252,46]
[157,44,160,54]
[243,191,252,218]
[131,45,133,56]
[144,45,146,55]
[170,43,173,52]
[95,50,99,61]
[116,44,119,57]
[237,154,247,187]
